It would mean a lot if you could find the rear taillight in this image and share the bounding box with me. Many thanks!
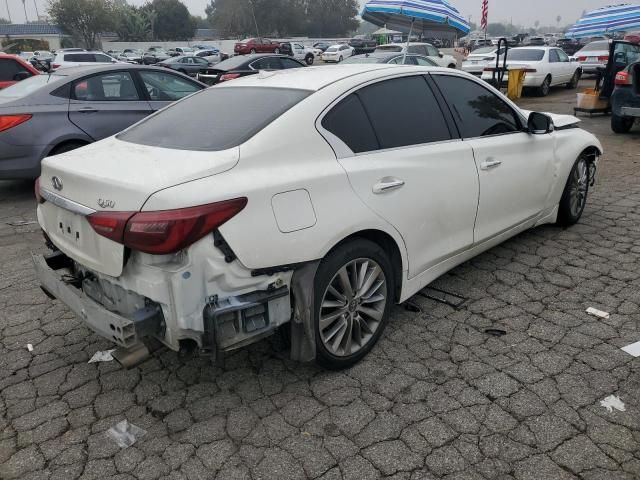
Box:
[598,55,609,62]
[615,71,632,85]
[87,211,135,243]
[52,63,60,69]
[34,177,44,204]
[87,199,247,255]
[577,56,587,62]
[219,73,241,82]
[0,114,32,133]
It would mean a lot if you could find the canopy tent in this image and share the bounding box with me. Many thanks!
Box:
[362,0,471,39]
[373,26,402,35]
[566,3,640,39]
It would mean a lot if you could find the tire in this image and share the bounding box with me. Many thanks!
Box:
[274,48,280,54]
[537,76,551,96]
[314,239,394,369]
[448,64,456,69]
[557,154,590,226]
[250,49,256,54]
[338,55,343,62]
[305,55,314,66]
[566,70,581,89]
[611,114,634,134]
[50,141,87,156]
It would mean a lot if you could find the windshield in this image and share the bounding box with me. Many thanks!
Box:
[583,41,609,51]
[376,45,403,52]
[119,87,311,151]
[0,74,66,98]
[507,49,545,61]
[471,47,495,54]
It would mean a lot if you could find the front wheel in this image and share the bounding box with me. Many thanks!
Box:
[557,155,590,226]
[305,55,314,65]
[611,114,634,133]
[566,70,581,89]
[274,48,280,54]
[314,239,394,369]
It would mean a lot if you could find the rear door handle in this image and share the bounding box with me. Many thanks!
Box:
[373,177,405,194]
[480,159,502,170]
[78,107,98,113]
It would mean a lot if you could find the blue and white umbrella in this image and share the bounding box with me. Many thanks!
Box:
[567,3,640,39]
[362,0,471,37]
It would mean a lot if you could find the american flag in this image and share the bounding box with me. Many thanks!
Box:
[481,0,489,30]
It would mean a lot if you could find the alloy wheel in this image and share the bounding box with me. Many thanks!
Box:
[569,158,588,218]
[319,258,387,357]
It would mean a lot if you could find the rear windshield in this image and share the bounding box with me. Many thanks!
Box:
[342,55,383,64]
[471,47,495,54]
[0,74,65,98]
[507,49,545,61]
[118,87,311,151]
[583,41,609,51]
[376,45,402,52]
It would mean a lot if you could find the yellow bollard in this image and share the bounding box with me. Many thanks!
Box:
[507,69,526,100]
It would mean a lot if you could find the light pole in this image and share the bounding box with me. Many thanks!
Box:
[22,0,28,22]
[33,0,39,20]
[5,0,12,22]
[248,0,259,38]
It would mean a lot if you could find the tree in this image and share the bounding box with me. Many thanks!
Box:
[305,0,359,37]
[145,0,196,40]
[556,15,562,27]
[49,0,116,49]
[115,5,152,41]
[0,18,10,24]
[534,20,540,29]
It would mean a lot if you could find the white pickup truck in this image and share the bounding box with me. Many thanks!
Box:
[281,42,317,65]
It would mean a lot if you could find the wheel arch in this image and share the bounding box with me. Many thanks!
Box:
[324,229,405,303]
[43,137,91,158]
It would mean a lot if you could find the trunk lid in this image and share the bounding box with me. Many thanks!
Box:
[39,137,239,277]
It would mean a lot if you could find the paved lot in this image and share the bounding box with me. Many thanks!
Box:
[1,81,640,480]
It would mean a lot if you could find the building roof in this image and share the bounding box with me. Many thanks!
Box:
[0,24,63,36]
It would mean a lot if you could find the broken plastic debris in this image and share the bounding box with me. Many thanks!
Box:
[26,344,33,352]
[600,395,626,413]
[621,340,640,357]
[106,420,146,448]
[586,307,610,319]
[6,220,38,226]
[88,349,116,363]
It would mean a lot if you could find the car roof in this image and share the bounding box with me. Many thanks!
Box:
[511,46,552,50]
[47,64,188,78]
[218,64,450,91]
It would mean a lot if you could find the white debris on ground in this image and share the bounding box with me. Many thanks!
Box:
[600,395,626,413]
[621,341,640,357]
[106,420,147,448]
[88,349,116,363]
[26,344,33,352]
[586,307,610,319]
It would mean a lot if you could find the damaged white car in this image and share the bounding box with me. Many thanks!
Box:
[33,65,602,369]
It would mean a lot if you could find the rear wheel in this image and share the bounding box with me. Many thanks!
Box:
[566,70,581,89]
[50,141,87,156]
[611,113,634,133]
[314,239,394,369]
[338,55,343,62]
[537,76,551,96]
[448,64,456,69]
[250,48,256,54]
[557,155,589,226]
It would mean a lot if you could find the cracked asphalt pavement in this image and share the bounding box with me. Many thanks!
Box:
[2,81,640,480]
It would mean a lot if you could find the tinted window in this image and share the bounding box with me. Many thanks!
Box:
[0,58,24,81]
[251,57,282,69]
[64,53,95,62]
[433,75,520,138]
[280,58,304,69]
[584,41,609,51]
[139,71,201,101]
[321,94,378,153]
[506,49,545,61]
[358,76,450,149]
[119,87,310,151]
[73,72,140,101]
[376,45,402,52]
[549,49,560,63]
[94,54,113,62]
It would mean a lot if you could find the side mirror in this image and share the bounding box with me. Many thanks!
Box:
[13,71,31,81]
[570,57,577,62]
[528,112,554,134]
[438,52,444,58]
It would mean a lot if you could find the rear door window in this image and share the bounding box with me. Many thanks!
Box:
[321,94,378,153]
[138,71,201,101]
[119,87,310,151]
[73,72,140,101]
[549,49,560,63]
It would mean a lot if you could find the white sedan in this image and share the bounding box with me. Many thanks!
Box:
[462,46,506,76]
[481,46,582,96]
[321,44,354,63]
[33,65,602,369]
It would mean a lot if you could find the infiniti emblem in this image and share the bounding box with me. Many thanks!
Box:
[51,176,63,191]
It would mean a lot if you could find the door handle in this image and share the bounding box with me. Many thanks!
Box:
[480,159,502,170]
[78,107,98,114]
[373,177,405,194]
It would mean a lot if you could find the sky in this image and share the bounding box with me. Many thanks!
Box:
[2,0,633,28]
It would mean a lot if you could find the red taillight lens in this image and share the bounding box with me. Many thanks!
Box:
[87,199,247,255]
[87,211,135,243]
[34,177,44,204]
[577,56,587,62]
[598,55,609,62]
[615,71,632,85]
[219,73,241,82]
[0,114,32,133]
[52,63,60,69]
